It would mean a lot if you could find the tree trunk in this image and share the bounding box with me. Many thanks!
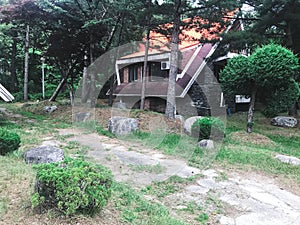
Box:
[109,16,124,106]
[246,82,257,133]
[49,77,67,102]
[165,0,181,120]
[90,72,97,108]
[140,28,150,110]
[288,102,298,116]
[10,32,18,92]
[81,52,89,103]
[24,25,29,101]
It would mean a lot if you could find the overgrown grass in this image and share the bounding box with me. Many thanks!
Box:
[0,103,188,224]
[123,130,198,161]
[266,134,300,157]
[216,111,300,182]
[141,175,196,199]
[113,182,187,225]
[0,155,35,220]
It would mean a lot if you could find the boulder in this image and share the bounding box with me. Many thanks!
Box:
[275,154,300,166]
[23,146,64,164]
[184,116,203,135]
[74,112,91,122]
[108,116,138,135]
[43,105,57,114]
[271,116,298,128]
[198,139,214,149]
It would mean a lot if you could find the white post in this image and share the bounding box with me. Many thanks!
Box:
[41,57,45,99]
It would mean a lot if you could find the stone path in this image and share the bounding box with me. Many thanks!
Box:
[176,169,300,225]
[59,128,200,187]
[58,128,300,225]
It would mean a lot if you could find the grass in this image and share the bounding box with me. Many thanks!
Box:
[113,182,187,225]
[122,130,198,162]
[1,102,300,224]
[0,155,35,221]
[141,175,196,199]
[216,111,300,182]
[0,102,188,225]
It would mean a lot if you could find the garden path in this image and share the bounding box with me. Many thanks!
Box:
[57,128,300,225]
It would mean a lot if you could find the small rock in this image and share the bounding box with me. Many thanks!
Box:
[219,216,235,225]
[74,112,91,122]
[23,145,64,164]
[271,116,298,128]
[185,185,210,194]
[183,116,203,135]
[197,178,219,190]
[198,139,214,149]
[202,169,219,178]
[108,116,138,135]
[43,105,57,114]
[275,154,300,165]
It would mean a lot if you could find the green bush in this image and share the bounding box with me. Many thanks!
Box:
[191,117,225,141]
[262,79,300,117]
[0,128,21,155]
[32,158,113,215]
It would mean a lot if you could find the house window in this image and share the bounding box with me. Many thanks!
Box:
[129,64,139,82]
[150,62,168,81]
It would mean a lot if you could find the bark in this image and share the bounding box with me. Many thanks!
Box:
[10,32,18,92]
[246,82,257,133]
[89,34,97,108]
[109,15,124,106]
[24,24,29,101]
[89,72,97,108]
[49,59,79,102]
[104,14,121,52]
[49,77,67,102]
[140,28,150,110]
[81,52,89,103]
[165,0,181,120]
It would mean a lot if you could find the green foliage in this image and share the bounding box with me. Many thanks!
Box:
[0,128,20,155]
[156,133,181,154]
[133,130,150,140]
[32,158,113,215]
[220,43,300,118]
[262,79,300,117]
[96,125,116,138]
[191,117,225,141]
[196,212,209,224]
[220,55,251,96]
[251,43,299,86]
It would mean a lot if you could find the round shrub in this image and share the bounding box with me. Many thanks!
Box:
[0,128,21,155]
[32,157,113,215]
[191,117,225,141]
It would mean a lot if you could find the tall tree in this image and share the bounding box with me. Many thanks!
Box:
[165,0,182,120]
[161,0,241,119]
[219,0,300,55]
[23,24,29,101]
[220,43,300,133]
